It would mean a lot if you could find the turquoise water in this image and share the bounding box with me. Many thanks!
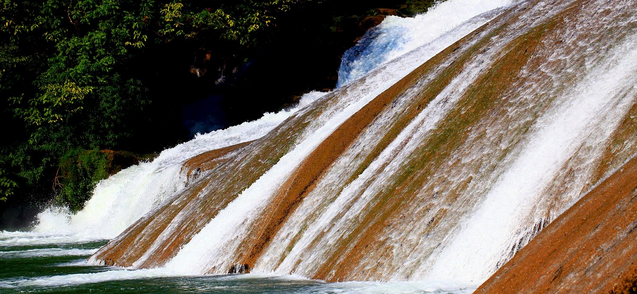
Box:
[0,231,473,293]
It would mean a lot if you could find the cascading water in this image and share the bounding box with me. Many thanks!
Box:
[30,92,324,240]
[137,0,635,283]
[30,0,509,243]
[425,19,637,283]
[108,0,517,276]
[5,0,637,292]
[337,0,513,87]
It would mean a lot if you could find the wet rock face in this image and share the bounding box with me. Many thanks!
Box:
[476,156,637,294]
[228,264,250,274]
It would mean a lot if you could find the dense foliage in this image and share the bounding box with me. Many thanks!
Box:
[56,148,109,211]
[0,0,436,218]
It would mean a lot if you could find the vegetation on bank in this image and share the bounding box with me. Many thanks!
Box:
[0,0,438,217]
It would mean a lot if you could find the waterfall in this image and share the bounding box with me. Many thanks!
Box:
[337,0,514,87]
[425,26,637,283]
[32,92,325,240]
[28,0,637,289]
[131,0,517,275]
[32,0,513,243]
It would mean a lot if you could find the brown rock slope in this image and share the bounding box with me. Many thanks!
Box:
[476,156,637,293]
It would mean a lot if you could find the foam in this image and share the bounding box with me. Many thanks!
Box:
[337,0,515,86]
[31,92,326,240]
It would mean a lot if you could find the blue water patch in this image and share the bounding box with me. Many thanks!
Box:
[337,20,409,87]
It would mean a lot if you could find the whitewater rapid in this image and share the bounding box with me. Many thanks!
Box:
[31,0,514,245]
[426,26,637,284]
[161,0,515,276]
[31,92,326,240]
[28,0,637,291]
[337,0,515,86]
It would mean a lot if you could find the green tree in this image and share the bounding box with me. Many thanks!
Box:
[56,148,109,211]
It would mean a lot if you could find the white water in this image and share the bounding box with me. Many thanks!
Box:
[0,228,471,292]
[25,0,512,284]
[0,231,95,247]
[429,42,637,284]
[256,7,513,277]
[30,0,513,243]
[31,92,325,240]
[248,0,637,284]
[424,3,637,284]
[337,0,514,86]
[8,268,172,288]
[6,269,473,294]
[163,0,514,276]
[0,247,97,258]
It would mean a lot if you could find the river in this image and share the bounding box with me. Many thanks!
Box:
[0,232,473,293]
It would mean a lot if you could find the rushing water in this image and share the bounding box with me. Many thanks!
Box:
[337,0,513,87]
[6,0,637,292]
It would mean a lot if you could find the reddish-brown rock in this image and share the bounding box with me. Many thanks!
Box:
[477,156,637,293]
